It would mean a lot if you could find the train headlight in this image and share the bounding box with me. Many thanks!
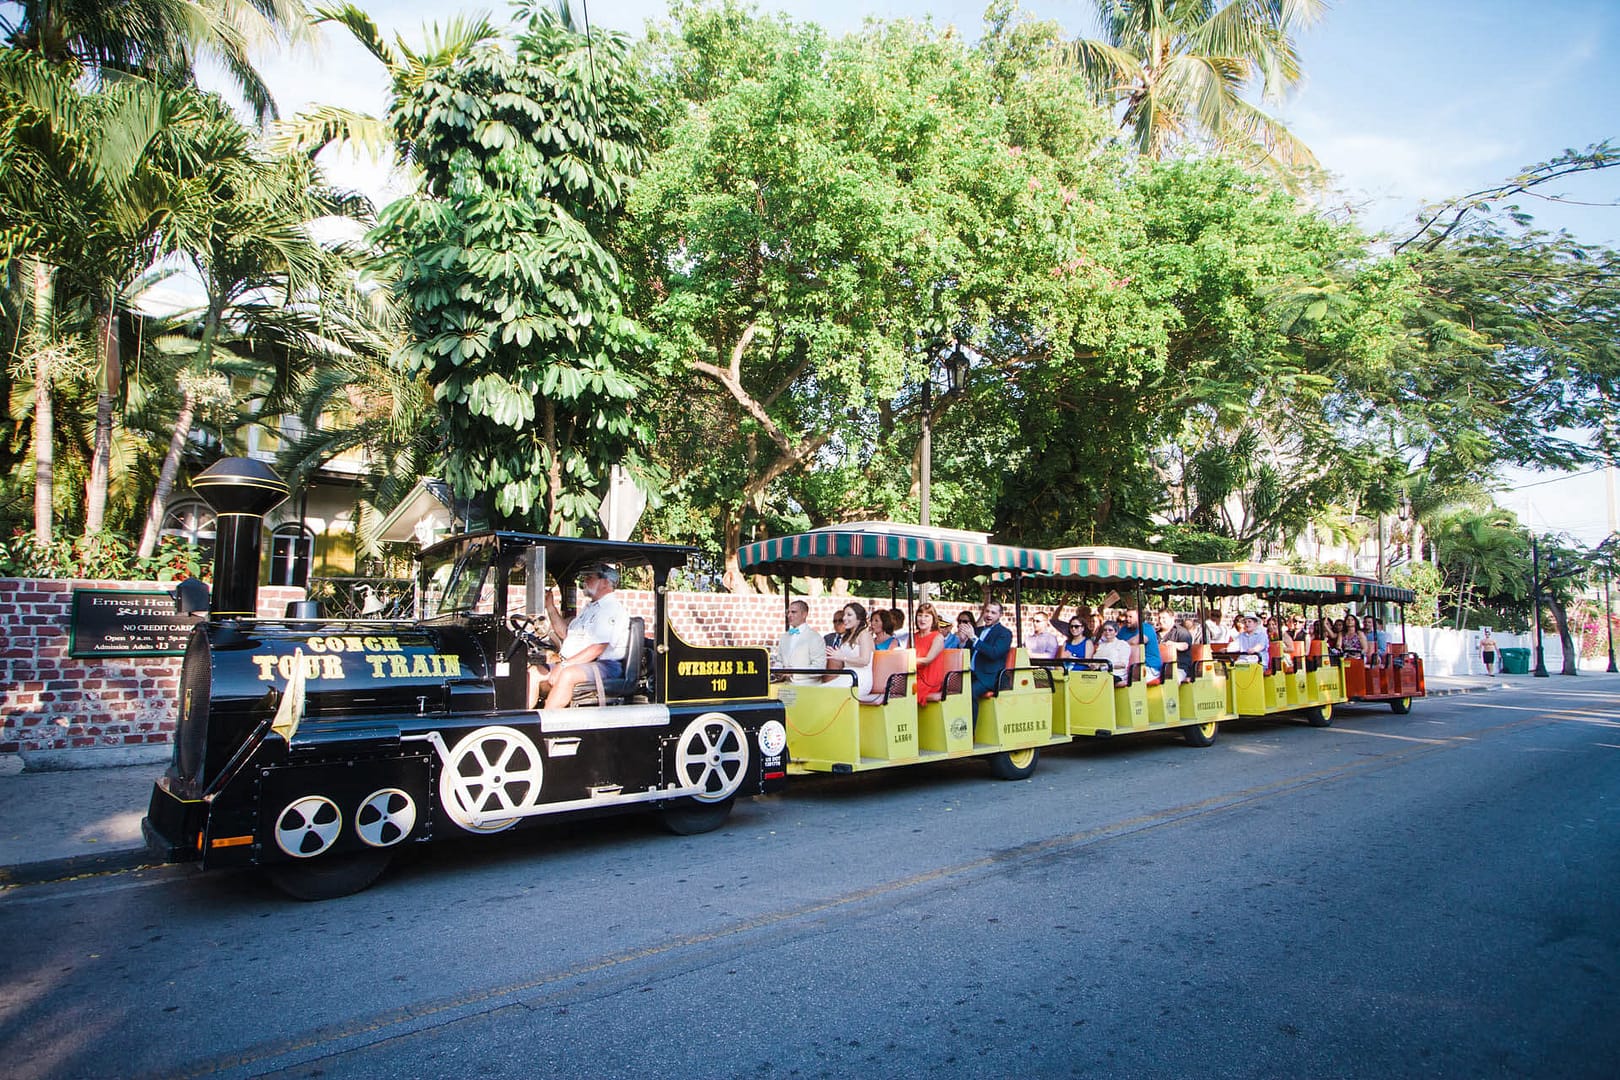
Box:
[758,719,787,757]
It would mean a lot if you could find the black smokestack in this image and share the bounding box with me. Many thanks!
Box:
[191,458,289,619]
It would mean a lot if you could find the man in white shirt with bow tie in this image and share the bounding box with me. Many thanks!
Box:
[772,599,827,684]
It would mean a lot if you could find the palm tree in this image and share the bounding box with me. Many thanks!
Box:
[268,264,437,561]
[133,114,354,558]
[267,4,501,162]
[1,257,99,542]
[0,53,201,536]
[2,0,313,122]
[1431,507,1526,627]
[1067,0,1325,175]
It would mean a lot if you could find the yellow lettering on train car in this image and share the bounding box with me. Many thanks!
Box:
[679,661,738,676]
[253,655,277,681]
[358,651,462,679]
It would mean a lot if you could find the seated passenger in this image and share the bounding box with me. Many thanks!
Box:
[1266,615,1295,672]
[970,601,1013,717]
[1364,615,1389,658]
[912,603,950,703]
[1027,610,1061,659]
[873,609,900,650]
[1167,612,1198,682]
[944,612,977,650]
[1117,609,1163,682]
[771,599,828,685]
[1340,619,1368,659]
[1234,613,1271,672]
[888,608,910,648]
[540,564,630,708]
[1090,620,1132,684]
[1061,617,1092,671]
[829,602,877,698]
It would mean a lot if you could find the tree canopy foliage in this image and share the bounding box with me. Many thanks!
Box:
[369,2,656,530]
[0,0,1614,602]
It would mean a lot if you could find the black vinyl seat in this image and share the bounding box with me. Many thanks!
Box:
[571,617,646,705]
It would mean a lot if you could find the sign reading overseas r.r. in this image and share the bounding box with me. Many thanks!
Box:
[69,589,197,657]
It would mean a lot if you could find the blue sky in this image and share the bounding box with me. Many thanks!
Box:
[263,0,1619,246]
[253,1,1618,543]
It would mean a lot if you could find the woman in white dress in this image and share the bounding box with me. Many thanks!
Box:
[829,602,876,698]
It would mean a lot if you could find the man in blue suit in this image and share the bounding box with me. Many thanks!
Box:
[970,601,1013,717]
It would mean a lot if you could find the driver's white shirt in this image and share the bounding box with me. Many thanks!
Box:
[561,593,629,662]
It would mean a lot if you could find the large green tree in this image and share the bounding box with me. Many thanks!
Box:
[365,2,655,530]
[624,3,1139,584]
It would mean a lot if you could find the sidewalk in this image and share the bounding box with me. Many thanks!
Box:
[0,671,1577,888]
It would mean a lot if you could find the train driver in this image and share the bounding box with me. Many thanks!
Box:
[541,563,630,708]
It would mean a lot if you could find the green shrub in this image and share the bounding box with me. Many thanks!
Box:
[0,532,208,582]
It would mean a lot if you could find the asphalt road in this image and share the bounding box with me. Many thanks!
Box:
[2,680,1617,1079]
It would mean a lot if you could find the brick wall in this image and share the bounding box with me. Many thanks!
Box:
[0,581,1034,757]
[0,580,304,756]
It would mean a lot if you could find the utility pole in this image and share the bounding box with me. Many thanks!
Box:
[1532,534,1549,678]
[1607,559,1617,674]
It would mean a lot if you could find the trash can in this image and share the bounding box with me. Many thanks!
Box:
[1499,647,1531,674]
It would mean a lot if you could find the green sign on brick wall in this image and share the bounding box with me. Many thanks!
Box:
[69,590,198,658]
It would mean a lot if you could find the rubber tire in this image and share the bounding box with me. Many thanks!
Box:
[265,850,392,901]
[1183,721,1219,747]
[1389,697,1412,715]
[987,746,1040,780]
[659,796,736,836]
[1305,703,1334,728]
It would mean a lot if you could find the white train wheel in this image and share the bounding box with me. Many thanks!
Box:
[355,788,417,848]
[274,795,343,858]
[675,713,749,804]
[440,726,544,833]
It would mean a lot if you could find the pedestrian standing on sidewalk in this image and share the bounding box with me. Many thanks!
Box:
[1480,629,1498,676]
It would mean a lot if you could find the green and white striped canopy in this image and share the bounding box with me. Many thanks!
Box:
[1331,575,1417,604]
[1042,555,1234,590]
[739,527,1051,583]
[1225,568,1340,598]
[1188,563,1340,600]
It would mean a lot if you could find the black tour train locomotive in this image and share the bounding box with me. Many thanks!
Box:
[143,459,789,899]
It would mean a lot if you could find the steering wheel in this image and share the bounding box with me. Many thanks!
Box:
[505,614,548,663]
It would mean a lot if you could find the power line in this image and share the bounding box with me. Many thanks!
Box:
[1498,466,1607,491]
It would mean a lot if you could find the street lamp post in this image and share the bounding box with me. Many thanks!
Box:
[1532,534,1548,678]
[919,341,971,528]
[1607,563,1617,674]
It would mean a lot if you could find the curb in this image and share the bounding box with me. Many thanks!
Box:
[0,846,161,889]
[1427,682,1513,697]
